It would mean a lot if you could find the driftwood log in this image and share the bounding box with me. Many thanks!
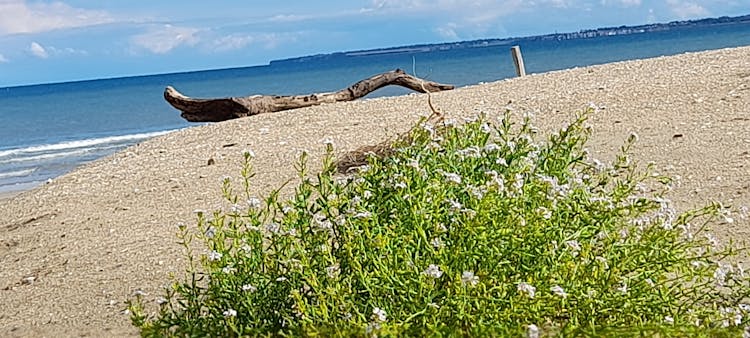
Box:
[164,69,454,122]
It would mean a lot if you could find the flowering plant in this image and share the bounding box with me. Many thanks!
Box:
[129,108,750,337]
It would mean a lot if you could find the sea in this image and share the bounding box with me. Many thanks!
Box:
[2,22,750,195]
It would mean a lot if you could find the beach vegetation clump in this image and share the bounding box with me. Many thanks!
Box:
[128,108,750,337]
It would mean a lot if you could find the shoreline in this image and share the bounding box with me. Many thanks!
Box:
[1,46,749,336]
[0,181,43,201]
[0,190,20,201]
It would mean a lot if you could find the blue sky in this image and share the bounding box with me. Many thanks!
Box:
[0,0,748,87]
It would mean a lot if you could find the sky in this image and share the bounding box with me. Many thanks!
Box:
[0,0,748,87]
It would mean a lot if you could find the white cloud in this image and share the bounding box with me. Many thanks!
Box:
[0,53,8,63]
[666,0,709,19]
[600,0,642,7]
[201,31,301,52]
[211,34,255,52]
[0,0,114,35]
[620,0,642,6]
[29,41,48,58]
[26,41,86,58]
[359,0,537,39]
[267,14,313,23]
[131,25,201,54]
[435,23,459,40]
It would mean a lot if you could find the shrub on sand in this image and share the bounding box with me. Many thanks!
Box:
[128,108,750,337]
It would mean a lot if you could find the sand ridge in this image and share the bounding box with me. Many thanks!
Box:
[1,46,749,337]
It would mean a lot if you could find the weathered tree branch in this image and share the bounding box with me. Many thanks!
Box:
[164,69,455,122]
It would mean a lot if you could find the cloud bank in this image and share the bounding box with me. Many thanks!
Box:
[0,0,114,35]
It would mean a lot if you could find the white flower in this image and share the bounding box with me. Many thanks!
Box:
[222,265,236,274]
[247,197,262,209]
[467,185,486,199]
[423,264,443,279]
[325,263,340,278]
[518,282,536,298]
[714,264,729,286]
[353,211,372,219]
[207,250,222,262]
[664,315,674,324]
[527,324,539,338]
[705,233,719,248]
[565,240,581,256]
[265,222,281,234]
[430,238,445,249]
[484,143,500,152]
[372,307,387,322]
[619,228,629,240]
[447,199,463,212]
[205,226,216,238]
[550,285,568,298]
[242,149,255,158]
[456,146,481,159]
[617,282,628,294]
[538,207,552,220]
[242,284,257,292]
[461,271,479,286]
[314,215,333,232]
[223,308,237,317]
[406,158,420,169]
[595,256,609,269]
[513,174,525,191]
[394,181,407,189]
[363,190,373,199]
[276,277,287,282]
[442,171,462,184]
[321,137,334,146]
[480,123,492,134]
[691,260,707,269]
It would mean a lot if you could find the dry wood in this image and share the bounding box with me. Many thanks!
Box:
[164,69,454,122]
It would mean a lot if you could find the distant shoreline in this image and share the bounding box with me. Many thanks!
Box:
[270,13,750,64]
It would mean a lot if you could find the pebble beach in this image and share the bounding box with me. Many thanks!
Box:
[1,46,749,336]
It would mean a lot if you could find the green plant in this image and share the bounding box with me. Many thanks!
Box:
[128,108,750,337]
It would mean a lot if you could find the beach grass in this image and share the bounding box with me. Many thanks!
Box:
[127,108,750,336]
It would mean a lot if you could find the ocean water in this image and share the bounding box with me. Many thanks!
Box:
[1,22,750,194]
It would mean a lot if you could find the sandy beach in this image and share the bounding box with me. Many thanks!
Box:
[1,46,749,337]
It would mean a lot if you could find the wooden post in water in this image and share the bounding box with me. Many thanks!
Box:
[511,46,526,77]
